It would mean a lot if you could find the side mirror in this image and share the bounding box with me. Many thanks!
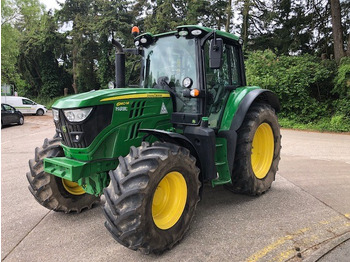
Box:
[209,38,223,69]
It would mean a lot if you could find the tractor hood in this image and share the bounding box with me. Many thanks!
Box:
[52,88,170,109]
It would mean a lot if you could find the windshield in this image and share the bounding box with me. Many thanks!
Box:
[142,36,198,113]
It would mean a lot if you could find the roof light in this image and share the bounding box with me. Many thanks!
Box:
[140,37,147,44]
[179,30,188,36]
[131,26,140,37]
[191,29,202,36]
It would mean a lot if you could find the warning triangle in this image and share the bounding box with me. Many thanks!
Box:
[160,102,168,114]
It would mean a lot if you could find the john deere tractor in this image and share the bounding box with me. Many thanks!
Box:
[27,25,281,254]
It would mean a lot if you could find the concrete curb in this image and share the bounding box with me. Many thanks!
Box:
[302,231,350,262]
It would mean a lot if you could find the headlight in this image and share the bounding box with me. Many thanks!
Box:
[52,109,59,121]
[63,107,93,122]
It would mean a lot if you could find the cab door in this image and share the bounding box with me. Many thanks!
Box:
[204,42,242,129]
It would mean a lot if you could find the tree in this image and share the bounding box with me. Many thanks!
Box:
[330,0,345,63]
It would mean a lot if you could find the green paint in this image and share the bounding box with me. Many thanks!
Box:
[219,86,260,131]
[44,90,173,195]
[52,88,171,109]
[212,137,232,186]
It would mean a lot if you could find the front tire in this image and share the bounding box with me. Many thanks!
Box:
[18,116,24,125]
[103,141,200,254]
[26,136,100,213]
[228,103,281,195]
[36,109,44,116]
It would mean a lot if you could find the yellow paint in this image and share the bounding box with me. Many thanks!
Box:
[152,171,187,230]
[62,179,85,195]
[245,228,310,262]
[100,93,170,102]
[246,214,350,262]
[272,249,295,262]
[251,123,274,179]
[245,235,293,262]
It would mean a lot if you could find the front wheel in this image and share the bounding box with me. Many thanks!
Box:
[26,136,100,213]
[103,141,200,254]
[36,109,44,116]
[228,103,281,195]
[18,116,24,125]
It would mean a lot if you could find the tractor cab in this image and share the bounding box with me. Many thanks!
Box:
[133,25,246,129]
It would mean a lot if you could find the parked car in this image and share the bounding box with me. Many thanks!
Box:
[1,103,24,128]
[1,96,47,115]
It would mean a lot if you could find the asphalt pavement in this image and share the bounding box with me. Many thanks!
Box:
[1,114,349,262]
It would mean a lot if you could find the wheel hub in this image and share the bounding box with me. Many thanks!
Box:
[152,171,187,230]
[62,179,85,195]
[251,123,274,179]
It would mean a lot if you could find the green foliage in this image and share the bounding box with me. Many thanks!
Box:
[333,57,350,97]
[246,50,338,123]
[33,96,65,109]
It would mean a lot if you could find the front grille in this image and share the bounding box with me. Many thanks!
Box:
[54,104,113,148]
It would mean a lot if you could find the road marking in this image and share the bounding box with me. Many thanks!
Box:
[245,214,350,262]
[245,228,310,262]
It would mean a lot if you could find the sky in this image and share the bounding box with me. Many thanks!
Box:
[39,0,64,11]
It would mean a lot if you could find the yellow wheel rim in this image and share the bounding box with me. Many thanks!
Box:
[251,123,274,179]
[152,171,187,230]
[62,179,85,195]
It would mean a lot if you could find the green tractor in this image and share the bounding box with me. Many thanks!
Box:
[27,25,281,254]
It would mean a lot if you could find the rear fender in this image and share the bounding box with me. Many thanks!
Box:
[218,89,280,175]
[229,89,280,131]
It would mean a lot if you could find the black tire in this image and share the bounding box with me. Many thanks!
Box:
[26,136,100,213]
[36,109,44,116]
[103,141,201,254]
[18,116,24,125]
[228,103,281,195]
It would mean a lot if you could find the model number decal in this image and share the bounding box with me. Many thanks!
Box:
[115,106,128,112]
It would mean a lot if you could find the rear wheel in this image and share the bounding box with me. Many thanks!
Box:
[228,103,281,195]
[103,141,200,254]
[26,136,100,213]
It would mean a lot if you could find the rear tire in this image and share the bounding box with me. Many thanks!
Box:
[103,141,200,254]
[36,109,44,116]
[228,103,281,195]
[26,136,100,213]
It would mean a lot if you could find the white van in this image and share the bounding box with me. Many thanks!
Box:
[1,96,47,115]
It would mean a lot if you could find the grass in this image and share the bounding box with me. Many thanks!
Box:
[279,115,350,133]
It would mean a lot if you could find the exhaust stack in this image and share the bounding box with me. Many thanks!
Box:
[112,39,125,88]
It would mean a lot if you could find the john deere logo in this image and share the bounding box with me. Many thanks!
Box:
[62,125,67,133]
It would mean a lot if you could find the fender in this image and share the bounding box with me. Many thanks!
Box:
[139,129,205,184]
[230,89,280,131]
[218,88,280,175]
